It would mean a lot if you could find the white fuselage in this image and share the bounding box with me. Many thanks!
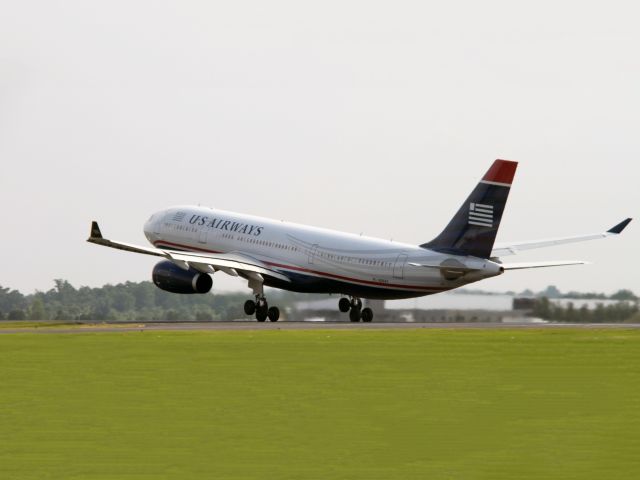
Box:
[143,206,503,300]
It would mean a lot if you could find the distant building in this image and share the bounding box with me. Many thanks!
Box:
[386,292,514,311]
[291,292,633,323]
[513,297,537,310]
[293,294,532,323]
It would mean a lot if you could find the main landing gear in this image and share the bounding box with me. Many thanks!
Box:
[244,296,280,322]
[243,273,279,322]
[339,296,373,322]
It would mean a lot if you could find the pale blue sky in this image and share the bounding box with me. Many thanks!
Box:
[1,1,637,295]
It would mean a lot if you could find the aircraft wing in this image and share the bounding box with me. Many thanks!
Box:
[87,221,291,283]
[491,218,632,257]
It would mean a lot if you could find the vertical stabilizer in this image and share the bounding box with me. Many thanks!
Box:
[421,159,518,258]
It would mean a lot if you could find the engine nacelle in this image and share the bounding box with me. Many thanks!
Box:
[152,260,213,294]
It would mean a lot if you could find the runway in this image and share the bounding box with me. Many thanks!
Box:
[1,321,639,334]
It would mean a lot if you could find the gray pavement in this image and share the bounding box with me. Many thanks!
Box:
[1,321,639,334]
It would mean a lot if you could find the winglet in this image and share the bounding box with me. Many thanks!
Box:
[89,221,103,240]
[607,218,632,234]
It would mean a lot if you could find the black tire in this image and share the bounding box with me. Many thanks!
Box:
[268,306,280,322]
[361,307,373,323]
[244,300,256,316]
[338,298,351,313]
[256,301,268,322]
[349,308,361,322]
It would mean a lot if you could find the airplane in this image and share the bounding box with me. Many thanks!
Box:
[88,160,631,322]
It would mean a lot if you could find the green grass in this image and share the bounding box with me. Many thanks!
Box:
[1,329,639,479]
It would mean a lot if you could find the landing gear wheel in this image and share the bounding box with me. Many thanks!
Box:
[256,301,268,322]
[361,307,373,323]
[244,300,256,316]
[267,306,280,322]
[351,298,362,310]
[349,308,361,322]
[338,298,351,313]
[256,309,268,322]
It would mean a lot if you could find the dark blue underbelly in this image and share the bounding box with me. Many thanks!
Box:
[264,270,441,300]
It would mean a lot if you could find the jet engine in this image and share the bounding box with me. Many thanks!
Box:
[152,260,213,294]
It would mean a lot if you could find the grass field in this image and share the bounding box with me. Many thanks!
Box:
[1,328,639,479]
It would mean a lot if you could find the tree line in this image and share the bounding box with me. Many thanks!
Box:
[459,285,638,301]
[0,280,312,322]
[531,297,639,323]
[1,280,637,323]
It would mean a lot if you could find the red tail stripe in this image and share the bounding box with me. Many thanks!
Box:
[483,159,518,184]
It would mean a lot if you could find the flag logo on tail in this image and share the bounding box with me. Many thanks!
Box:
[469,203,493,227]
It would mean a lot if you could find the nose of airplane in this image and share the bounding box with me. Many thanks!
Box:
[143,213,157,242]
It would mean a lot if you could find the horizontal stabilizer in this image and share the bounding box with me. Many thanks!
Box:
[501,261,587,270]
[408,262,480,273]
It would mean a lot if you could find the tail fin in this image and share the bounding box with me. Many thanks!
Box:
[421,159,518,258]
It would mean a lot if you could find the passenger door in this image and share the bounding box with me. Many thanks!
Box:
[198,227,208,244]
[393,253,408,279]
[308,244,318,264]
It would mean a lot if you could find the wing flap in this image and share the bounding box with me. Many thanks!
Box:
[167,251,291,282]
